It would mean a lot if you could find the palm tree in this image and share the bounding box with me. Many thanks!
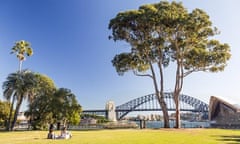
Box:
[3,70,37,130]
[2,77,16,130]
[4,40,33,131]
[11,40,33,71]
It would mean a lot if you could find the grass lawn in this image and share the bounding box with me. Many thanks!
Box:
[0,128,240,144]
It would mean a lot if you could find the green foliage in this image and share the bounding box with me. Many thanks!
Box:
[68,111,81,125]
[25,77,82,129]
[10,40,33,61]
[0,100,11,127]
[52,88,82,125]
[10,40,33,72]
[4,40,34,131]
[3,71,82,130]
[2,70,38,130]
[109,1,231,128]
[109,1,231,76]
[25,73,57,130]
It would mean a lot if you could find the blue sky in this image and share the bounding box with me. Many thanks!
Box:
[0,0,240,111]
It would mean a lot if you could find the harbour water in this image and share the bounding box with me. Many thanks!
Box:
[136,121,210,128]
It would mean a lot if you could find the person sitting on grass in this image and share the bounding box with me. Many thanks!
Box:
[59,127,72,139]
[47,124,56,139]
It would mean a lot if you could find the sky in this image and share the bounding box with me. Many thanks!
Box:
[0,0,240,111]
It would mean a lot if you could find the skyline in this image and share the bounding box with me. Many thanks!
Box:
[0,0,240,111]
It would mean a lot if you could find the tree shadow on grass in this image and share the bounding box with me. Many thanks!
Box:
[214,135,240,144]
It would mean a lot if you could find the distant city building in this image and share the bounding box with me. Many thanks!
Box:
[80,118,97,125]
[209,96,240,128]
[17,112,28,124]
[180,112,204,121]
[16,112,29,129]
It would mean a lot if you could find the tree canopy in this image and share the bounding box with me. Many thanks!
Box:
[25,74,82,130]
[25,73,57,130]
[109,1,231,128]
[52,88,82,127]
[3,70,82,130]
[10,40,33,71]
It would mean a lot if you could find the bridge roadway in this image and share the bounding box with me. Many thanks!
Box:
[83,92,209,120]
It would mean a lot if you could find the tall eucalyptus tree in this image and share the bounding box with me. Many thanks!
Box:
[109,3,171,128]
[109,1,231,128]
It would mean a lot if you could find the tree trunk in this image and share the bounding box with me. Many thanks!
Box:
[157,92,170,128]
[19,60,23,72]
[10,95,23,131]
[174,96,180,128]
[7,94,15,131]
[173,62,183,129]
[149,63,170,128]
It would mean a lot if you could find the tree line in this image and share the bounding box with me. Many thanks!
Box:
[1,40,82,130]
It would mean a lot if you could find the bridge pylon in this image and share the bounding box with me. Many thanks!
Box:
[105,101,117,121]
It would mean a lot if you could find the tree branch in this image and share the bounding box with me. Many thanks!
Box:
[183,67,211,77]
[133,71,153,79]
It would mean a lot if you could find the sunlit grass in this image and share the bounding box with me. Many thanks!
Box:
[0,129,240,144]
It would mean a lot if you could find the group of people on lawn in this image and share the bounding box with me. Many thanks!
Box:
[47,124,72,139]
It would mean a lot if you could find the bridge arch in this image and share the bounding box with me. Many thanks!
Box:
[115,92,208,120]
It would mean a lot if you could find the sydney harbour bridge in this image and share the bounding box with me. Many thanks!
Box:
[83,92,209,120]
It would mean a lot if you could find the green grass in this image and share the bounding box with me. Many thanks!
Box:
[0,129,240,144]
